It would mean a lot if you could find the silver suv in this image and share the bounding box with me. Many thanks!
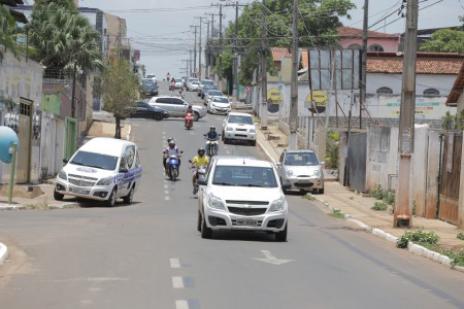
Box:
[148,96,207,121]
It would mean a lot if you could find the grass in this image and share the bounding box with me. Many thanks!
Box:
[304,193,315,201]
[330,208,345,219]
[371,201,388,211]
[457,232,464,241]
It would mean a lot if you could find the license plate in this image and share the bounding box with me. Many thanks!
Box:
[70,187,90,195]
[235,218,258,226]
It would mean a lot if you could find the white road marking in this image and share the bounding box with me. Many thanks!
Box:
[164,190,170,195]
[175,300,189,309]
[165,196,171,201]
[169,258,181,269]
[253,250,293,265]
[172,276,184,289]
[164,184,169,189]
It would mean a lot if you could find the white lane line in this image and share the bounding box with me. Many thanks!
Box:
[175,300,189,309]
[172,276,185,289]
[164,184,169,189]
[169,258,181,269]
[165,196,171,201]
[164,190,170,195]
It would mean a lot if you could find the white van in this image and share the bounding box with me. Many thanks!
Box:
[54,137,142,207]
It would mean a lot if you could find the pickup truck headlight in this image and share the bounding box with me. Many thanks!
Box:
[269,197,286,212]
[249,128,256,133]
[58,170,67,181]
[208,194,225,210]
[97,176,113,186]
[313,169,321,177]
[285,169,294,177]
[226,126,234,131]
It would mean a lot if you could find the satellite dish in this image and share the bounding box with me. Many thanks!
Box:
[0,126,19,164]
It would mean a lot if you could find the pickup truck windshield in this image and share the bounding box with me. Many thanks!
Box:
[70,151,118,171]
[284,152,319,166]
[213,166,277,188]
[228,115,253,125]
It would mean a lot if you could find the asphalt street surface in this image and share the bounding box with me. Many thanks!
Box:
[0,84,464,309]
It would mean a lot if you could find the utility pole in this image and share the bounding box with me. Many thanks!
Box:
[191,25,198,77]
[360,0,369,129]
[289,0,299,150]
[260,0,268,129]
[189,49,193,77]
[219,4,223,46]
[205,19,210,78]
[234,1,239,99]
[395,0,418,228]
[196,16,204,80]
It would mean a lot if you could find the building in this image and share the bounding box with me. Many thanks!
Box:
[337,26,400,52]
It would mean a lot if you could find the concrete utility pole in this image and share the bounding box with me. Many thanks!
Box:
[219,4,223,46]
[196,17,204,80]
[288,0,299,150]
[395,0,418,228]
[360,0,368,129]
[189,49,193,76]
[205,19,210,78]
[191,25,198,77]
[233,1,240,98]
[260,0,268,129]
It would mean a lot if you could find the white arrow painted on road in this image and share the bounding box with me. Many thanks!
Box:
[253,250,293,265]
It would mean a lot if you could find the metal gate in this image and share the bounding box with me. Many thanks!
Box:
[438,133,461,225]
[345,132,367,193]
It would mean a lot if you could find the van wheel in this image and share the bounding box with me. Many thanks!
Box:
[201,215,212,239]
[107,188,117,207]
[123,186,135,204]
[54,190,64,201]
[275,224,288,242]
[250,140,256,146]
[197,211,202,232]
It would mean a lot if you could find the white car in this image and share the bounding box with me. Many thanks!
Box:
[186,78,200,91]
[54,138,142,207]
[197,156,288,241]
[148,96,207,120]
[174,78,184,89]
[207,96,231,114]
[222,112,257,145]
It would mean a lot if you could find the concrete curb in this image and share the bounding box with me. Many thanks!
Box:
[256,133,463,273]
[256,135,277,164]
[0,203,79,211]
[0,242,8,265]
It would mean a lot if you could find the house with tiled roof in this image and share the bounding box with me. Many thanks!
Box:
[337,26,400,52]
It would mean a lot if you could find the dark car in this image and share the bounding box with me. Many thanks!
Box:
[200,84,218,99]
[141,78,159,97]
[128,101,168,120]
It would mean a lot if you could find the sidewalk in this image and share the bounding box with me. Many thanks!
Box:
[256,121,464,269]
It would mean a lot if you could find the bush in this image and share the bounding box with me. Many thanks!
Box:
[325,130,340,169]
[457,232,464,241]
[370,185,384,200]
[383,191,395,205]
[330,208,345,219]
[371,201,388,211]
[396,230,440,249]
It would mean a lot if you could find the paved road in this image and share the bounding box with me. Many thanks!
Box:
[0,84,464,309]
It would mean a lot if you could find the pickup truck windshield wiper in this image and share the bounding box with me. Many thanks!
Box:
[213,182,235,186]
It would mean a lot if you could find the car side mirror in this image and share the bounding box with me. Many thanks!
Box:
[119,167,128,173]
[63,158,68,164]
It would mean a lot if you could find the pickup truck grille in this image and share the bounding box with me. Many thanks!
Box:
[228,207,267,216]
[68,178,96,187]
[226,200,269,205]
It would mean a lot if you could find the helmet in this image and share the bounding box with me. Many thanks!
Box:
[198,148,205,156]
[168,140,176,147]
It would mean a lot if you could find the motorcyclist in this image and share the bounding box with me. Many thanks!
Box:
[191,148,209,190]
[205,126,218,140]
[163,139,181,174]
[185,104,193,116]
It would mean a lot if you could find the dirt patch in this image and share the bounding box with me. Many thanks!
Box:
[0,239,33,288]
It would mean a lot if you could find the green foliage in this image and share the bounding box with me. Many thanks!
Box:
[304,193,316,201]
[216,0,355,85]
[325,130,340,169]
[330,208,345,219]
[457,232,464,241]
[382,191,395,206]
[102,58,139,118]
[369,185,384,200]
[396,230,440,249]
[371,201,387,211]
[0,5,20,61]
[442,111,464,131]
[28,0,102,73]
[447,249,464,267]
[420,29,464,53]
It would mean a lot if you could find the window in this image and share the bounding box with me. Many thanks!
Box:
[376,87,394,96]
[71,151,118,171]
[171,98,185,105]
[125,145,136,168]
[156,98,171,104]
[228,115,253,124]
[368,44,384,52]
[347,44,361,50]
[284,152,319,166]
[212,166,278,188]
[423,88,440,97]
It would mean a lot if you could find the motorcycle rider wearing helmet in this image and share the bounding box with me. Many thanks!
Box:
[185,105,194,116]
[205,126,218,140]
[191,148,209,187]
[163,139,181,174]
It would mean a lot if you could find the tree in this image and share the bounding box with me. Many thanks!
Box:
[102,58,139,139]
[420,29,464,53]
[0,4,18,61]
[28,0,103,117]
[214,0,355,85]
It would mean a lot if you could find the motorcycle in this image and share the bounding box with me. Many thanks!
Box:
[204,135,220,157]
[166,154,181,181]
[185,112,194,130]
[191,164,207,195]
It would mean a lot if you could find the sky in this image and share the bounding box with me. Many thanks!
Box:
[78,0,464,78]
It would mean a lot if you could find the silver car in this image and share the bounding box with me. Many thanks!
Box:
[277,150,324,194]
[148,96,207,120]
